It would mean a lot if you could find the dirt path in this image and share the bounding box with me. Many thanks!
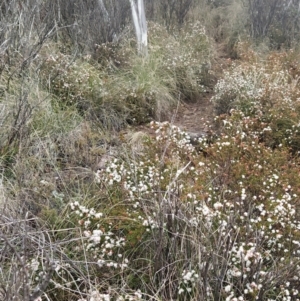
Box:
[170,93,215,135]
[167,56,232,134]
[129,56,231,139]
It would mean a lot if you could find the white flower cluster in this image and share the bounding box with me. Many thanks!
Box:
[70,201,128,270]
[116,290,143,300]
[229,243,262,274]
[139,215,159,231]
[78,290,143,301]
[178,269,199,295]
[70,201,103,226]
[211,61,294,116]
[105,159,126,185]
[151,121,197,156]
[78,291,109,301]
[28,258,40,272]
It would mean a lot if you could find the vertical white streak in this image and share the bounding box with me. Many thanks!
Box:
[130,0,141,43]
[98,0,110,22]
[139,0,148,55]
[130,0,148,56]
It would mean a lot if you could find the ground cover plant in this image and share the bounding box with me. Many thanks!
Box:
[3,0,300,300]
[3,112,300,300]
[92,118,300,300]
[39,20,211,127]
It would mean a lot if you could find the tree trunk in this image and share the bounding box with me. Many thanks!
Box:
[130,0,148,56]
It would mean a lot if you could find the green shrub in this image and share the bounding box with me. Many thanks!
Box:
[39,20,212,128]
[40,48,103,107]
[94,119,300,300]
[212,47,300,154]
[211,47,296,113]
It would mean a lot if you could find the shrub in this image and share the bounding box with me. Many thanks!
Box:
[39,19,212,128]
[40,48,103,107]
[212,47,300,154]
[211,47,300,111]
[104,21,212,124]
[95,120,300,300]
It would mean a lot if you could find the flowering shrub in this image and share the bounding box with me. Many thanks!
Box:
[148,21,212,100]
[41,49,103,106]
[212,49,300,116]
[95,119,300,300]
[41,21,212,128]
[212,47,300,154]
[69,201,128,270]
[97,21,212,124]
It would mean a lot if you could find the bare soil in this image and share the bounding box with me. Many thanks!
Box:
[169,93,215,135]
[166,56,233,134]
[130,56,232,139]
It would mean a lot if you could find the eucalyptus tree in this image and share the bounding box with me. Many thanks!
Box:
[129,0,148,56]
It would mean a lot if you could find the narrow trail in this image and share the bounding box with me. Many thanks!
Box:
[170,93,215,135]
[99,56,232,170]
[127,56,232,141]
[167,56,232,135]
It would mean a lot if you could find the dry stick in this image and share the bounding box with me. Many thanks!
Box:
[0,215,56,301]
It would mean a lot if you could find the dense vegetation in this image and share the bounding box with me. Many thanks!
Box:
[1,0,300,300]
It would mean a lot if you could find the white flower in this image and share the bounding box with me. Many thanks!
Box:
[134,290,142,299]
[95,212,103,219]
[93,229,103,236]
[214,202,223,210]
[83,230,91,237]
[30,258,39,272]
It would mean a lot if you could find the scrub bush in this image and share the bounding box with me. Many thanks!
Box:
[94,118,300,300]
